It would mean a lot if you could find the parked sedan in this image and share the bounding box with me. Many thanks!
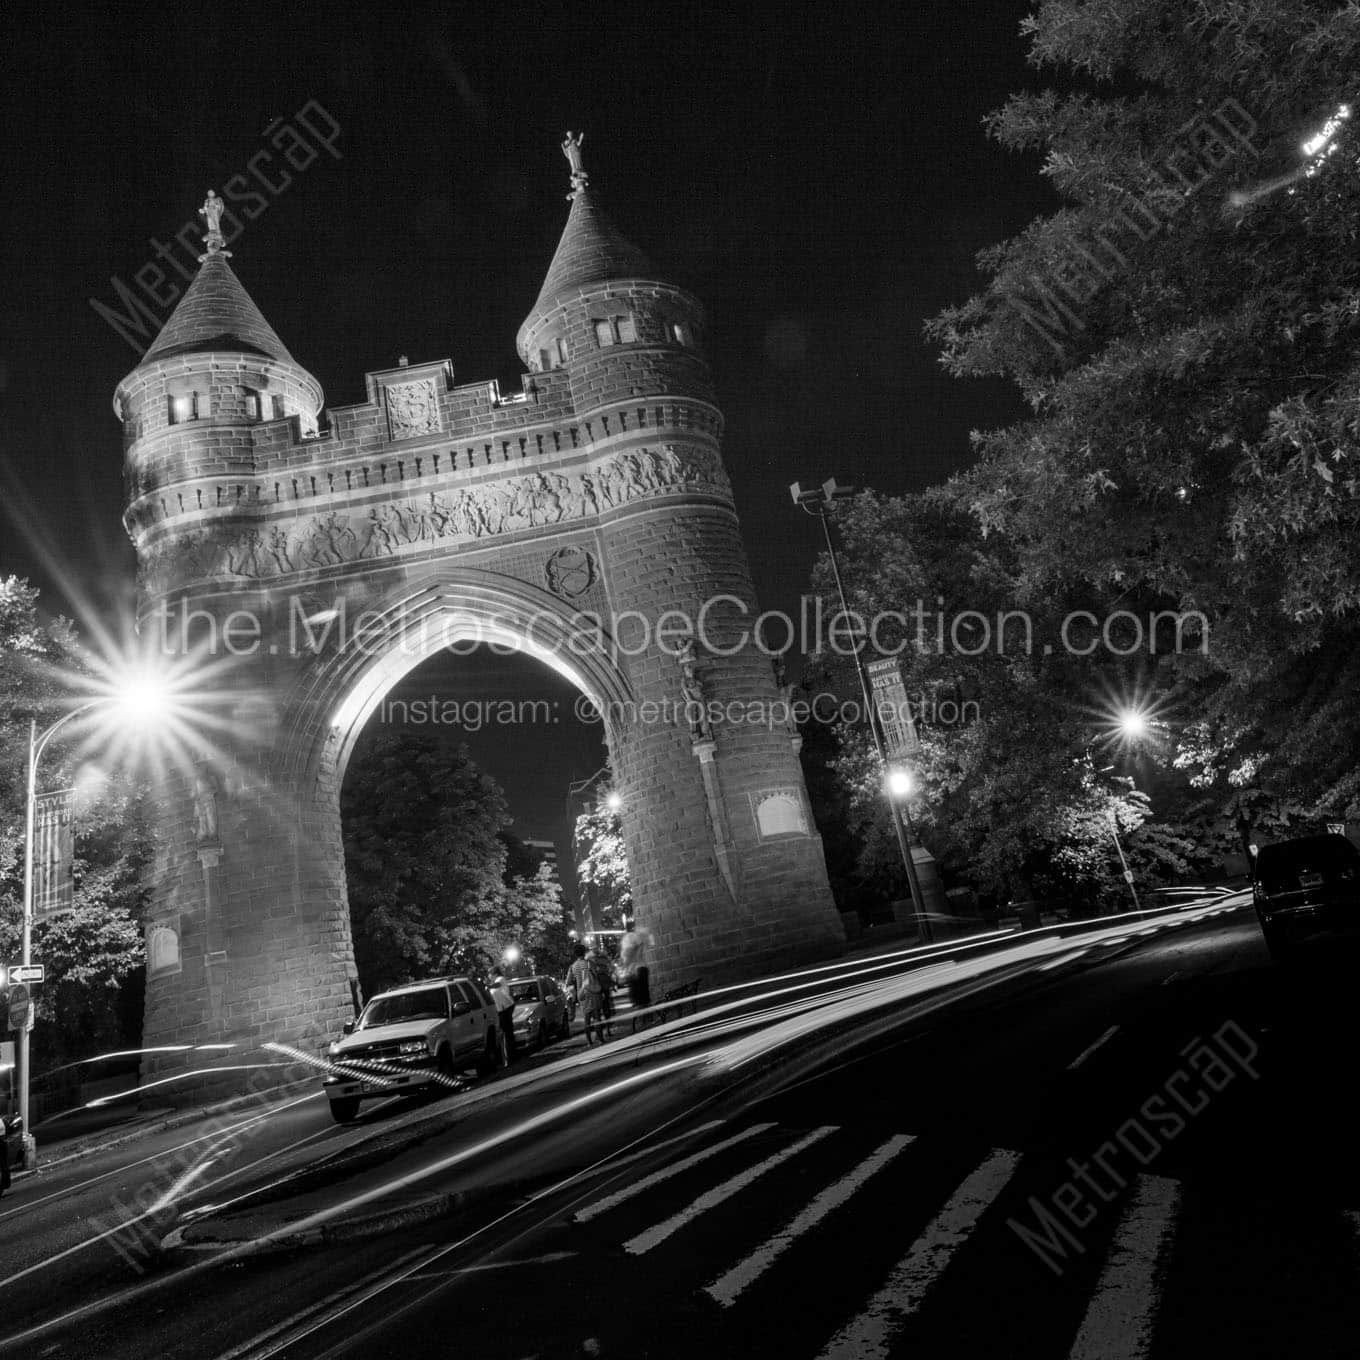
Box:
[1253,833,1360,960]
[507,975,570,1050]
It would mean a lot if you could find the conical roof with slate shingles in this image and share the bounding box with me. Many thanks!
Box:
[142,252,294,364]
[531,189,655,310]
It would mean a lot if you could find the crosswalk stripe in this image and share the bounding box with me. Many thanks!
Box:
[703,1134,915,1308]
[622,1126,838,1256]
[815,1148,1022,1359]
[1066,1174,1180,1360]
[572,1122,778,1224]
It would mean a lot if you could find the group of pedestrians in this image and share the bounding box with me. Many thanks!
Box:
[565,917,654,1046]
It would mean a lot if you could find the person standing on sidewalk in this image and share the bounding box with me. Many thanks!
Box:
[589,943,615,1040]
[567,944,604,1046]
[491,976,517,1062]
[620,917,654,1014]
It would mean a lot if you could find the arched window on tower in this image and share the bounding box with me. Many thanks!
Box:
[168,392,199,424]
[594,319,616,347]
[670,321,692,347]
[556,336,569,365]
[616,314,638,343]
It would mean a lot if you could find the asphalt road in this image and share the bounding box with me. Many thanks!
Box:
[10,902,1356,1359]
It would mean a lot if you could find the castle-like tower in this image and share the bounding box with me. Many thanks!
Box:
[119,146,844,1095]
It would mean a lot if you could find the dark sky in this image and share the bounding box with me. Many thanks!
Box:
[0,0,1053,850]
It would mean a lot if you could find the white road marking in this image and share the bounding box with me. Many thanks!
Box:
[704,1134,914,1307]
[1068,1025,1121,1072]
[815,1148,1022,1359]
[573,1121,776,1223]
[622,1125,837,1255]
[1067,1174,1181,1360]
[1161,970,1183,987]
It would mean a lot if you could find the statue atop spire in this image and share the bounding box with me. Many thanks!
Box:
[198,189,232,262]
[561,131,588,199]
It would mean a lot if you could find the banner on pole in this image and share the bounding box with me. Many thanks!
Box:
[33,787,75,918]
[866,658,919,758]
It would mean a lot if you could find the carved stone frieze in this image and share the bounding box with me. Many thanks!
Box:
[143,441,731,589]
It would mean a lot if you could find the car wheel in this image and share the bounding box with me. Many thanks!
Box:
[435,1046,458,1088]
[328,1097,361,1124]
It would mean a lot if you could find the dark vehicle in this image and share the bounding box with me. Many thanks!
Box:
[1253,834,1360,960]
[322,976,502,1122]
[0,1113,22,1197]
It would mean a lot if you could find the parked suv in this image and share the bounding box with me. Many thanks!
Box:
[507,975,570,1050]
[323,977,501,1122]
[1253,833,1360,960]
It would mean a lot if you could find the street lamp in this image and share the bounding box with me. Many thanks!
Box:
[16,674,168,1163]
[791,478,935,943]
[605,790,622,812]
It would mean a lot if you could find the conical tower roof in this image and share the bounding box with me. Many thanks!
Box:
[531,187,655,310]
[142,250,294,364]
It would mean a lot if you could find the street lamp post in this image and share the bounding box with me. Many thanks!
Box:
[14,677,168,1165]
[17,703,101,1163]
[791,479,934,944]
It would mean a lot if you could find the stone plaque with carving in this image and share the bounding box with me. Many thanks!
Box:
[385,379,441,440]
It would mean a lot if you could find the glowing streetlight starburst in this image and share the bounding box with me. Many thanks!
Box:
[887,767,915,800]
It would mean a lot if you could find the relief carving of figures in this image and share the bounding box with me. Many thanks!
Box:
[178,532,216,580]
[361,503,406,558]
[544,545,596,599]
[304,512,358,567]
[385,379,441,441]
[226,528,265,577]
[266,525,294,574]
[404,498,435,543]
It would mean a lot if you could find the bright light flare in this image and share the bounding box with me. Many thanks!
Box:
[502,945,522,964]
[886,767,914,799]
[605,790,622,812]
[1117,708,1149,739]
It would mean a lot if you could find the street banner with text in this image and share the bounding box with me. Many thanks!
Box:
[34,787,75,918]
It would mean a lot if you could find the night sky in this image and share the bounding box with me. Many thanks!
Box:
[0,0,1053,851]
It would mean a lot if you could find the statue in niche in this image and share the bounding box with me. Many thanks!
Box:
[676,639,711,741]
[192,765,220,843]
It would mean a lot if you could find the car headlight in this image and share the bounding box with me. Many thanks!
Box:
[327,1043,341,1058]
[398,1039,428,1056]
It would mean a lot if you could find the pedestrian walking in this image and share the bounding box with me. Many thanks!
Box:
[620,917,655,1016]
[567,943,605,1045]
[589,944,615,1039]
[491,976,517,1062]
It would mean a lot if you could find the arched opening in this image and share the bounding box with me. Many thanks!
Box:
[291,573,635,1009]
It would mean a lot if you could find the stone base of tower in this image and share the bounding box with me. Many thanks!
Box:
[138,746,358,1108]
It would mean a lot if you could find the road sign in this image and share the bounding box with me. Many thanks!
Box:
[1327,822,1346,836]
[1123,870,1135,883]
[8,984,30,1030]
[7,965,44,985]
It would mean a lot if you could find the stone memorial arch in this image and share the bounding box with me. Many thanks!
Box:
[119,142,844,1078]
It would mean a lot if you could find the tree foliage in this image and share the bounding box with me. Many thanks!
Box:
[0,578,150,1076]
[572,791,632,929]
[341,733,567,992]
[924,0,1360,825]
